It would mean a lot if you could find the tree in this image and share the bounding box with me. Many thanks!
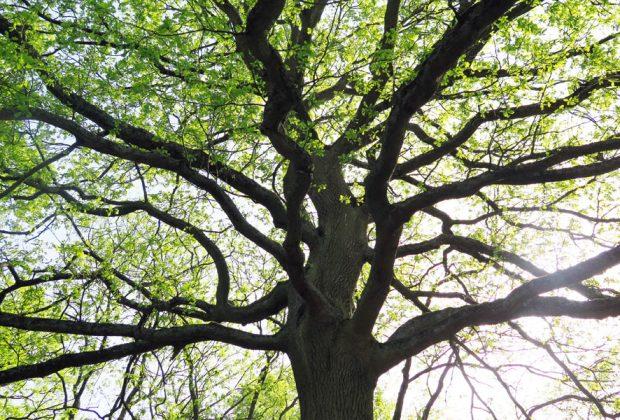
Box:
[0,0,619,417]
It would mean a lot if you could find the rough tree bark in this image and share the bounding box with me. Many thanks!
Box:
[288,319,378,419]
[287,155,377,418]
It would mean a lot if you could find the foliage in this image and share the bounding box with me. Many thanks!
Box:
[0,0,619,418]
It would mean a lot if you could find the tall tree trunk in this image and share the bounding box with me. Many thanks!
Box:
[293,363,376,419]
[287,317,378,419]
[286,154,375,418]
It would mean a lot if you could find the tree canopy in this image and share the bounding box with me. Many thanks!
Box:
[0,0,619,418]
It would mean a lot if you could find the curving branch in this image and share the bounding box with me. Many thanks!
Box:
[0,13,318,247]
[394,73,619,176]
[365,0,520,214]
[393,133,620,225]
[0,106,289,263]
[0,312,285,385]
[352,0,521,337]
[375,245,620,371]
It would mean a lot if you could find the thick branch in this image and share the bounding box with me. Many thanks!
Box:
[376,245,620,371]
[394,73,618,176]
[352,2,520,336]
[0,107,289,264]
[0,340,161,386]
[393,133,620,224]
[366,0,519,215]
[0,311,284,358]
[0,14,318,246]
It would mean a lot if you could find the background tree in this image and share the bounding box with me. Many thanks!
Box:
[0,0,619,418]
